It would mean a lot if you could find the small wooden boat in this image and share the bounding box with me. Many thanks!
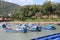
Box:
[5,28,27,33]
[44,24,56,30]
[6,30,25,33]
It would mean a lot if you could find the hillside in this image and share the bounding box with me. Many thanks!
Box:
[0,1,20,16]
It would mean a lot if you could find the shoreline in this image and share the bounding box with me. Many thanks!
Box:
[2,22,60,24]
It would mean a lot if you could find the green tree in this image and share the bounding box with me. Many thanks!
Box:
[55,3,60,18]
[42,1,56,18]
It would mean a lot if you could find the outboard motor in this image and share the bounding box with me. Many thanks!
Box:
[36,26,41,31]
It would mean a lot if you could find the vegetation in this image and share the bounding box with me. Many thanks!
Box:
[0,1,20,17]
[12,1,60,22]
[0,1,60,22]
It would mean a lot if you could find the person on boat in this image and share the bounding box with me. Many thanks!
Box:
[2,24,7,29]
[23,26,27,33]
[36,26,41,31]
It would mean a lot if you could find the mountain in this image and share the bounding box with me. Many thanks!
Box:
[0,1,20,16]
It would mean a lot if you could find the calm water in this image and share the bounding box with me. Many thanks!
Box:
[0,22,60,40]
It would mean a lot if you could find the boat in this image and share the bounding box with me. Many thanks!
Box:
[31,33,60,40]
[44,24,56,30]
[5,28,27,33]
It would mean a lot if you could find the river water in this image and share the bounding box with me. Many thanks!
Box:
[0,22,60,40]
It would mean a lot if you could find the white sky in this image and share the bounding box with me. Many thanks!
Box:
[3,0,60,6]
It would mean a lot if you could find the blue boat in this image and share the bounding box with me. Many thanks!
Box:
[31,33,60,40]
[44,24,56,30]
[5,27,27,33]
[6,29,27,33]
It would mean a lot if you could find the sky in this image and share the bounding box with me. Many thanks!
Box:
[3,0,60,6]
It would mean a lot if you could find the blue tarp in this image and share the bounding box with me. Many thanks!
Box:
[31,33,60,40]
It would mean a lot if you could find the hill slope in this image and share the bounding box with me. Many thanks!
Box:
[0,1,20,16]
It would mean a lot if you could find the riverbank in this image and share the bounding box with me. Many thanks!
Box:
[11,18,60,22]
[3,22,60,24]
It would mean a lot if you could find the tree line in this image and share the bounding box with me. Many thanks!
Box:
[12,1,60,21]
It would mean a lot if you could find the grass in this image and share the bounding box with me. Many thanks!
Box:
[11,18,60,22]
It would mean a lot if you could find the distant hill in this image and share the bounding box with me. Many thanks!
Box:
[0,1,20,16]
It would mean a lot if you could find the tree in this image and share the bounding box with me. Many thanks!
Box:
[42,1,56,18]
[55,3,60,18]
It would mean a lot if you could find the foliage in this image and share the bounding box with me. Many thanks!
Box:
[0,1,60,21]
[42,1,57,17]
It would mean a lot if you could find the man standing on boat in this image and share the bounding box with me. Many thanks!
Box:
[2,24,7,29]
[22,25,27,33]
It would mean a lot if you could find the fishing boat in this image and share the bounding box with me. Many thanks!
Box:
[5,28,27,33]
[44,24,56,30]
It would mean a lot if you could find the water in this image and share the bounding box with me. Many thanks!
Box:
[0,22,60,40]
